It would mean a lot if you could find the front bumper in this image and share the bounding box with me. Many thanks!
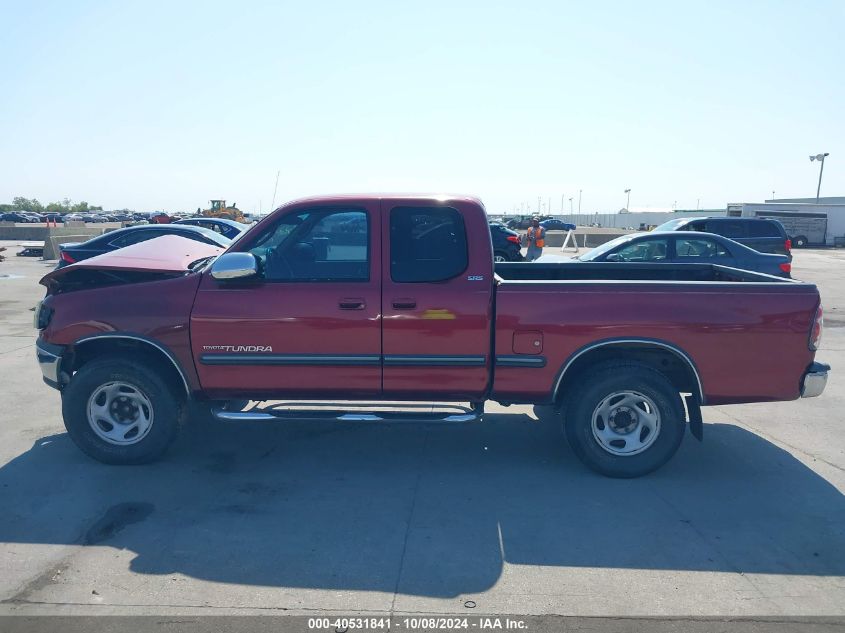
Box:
[801,362,830,398]
[36,339,66,390]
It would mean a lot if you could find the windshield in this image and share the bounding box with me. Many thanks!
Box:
[652,218,690,232]
[577,234,638,261]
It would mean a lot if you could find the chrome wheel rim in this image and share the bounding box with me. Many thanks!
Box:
[494,254,508,262]
[86,381,154,445]
[591,390,660,456]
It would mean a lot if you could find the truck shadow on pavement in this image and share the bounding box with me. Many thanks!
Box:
[1,414,844,598]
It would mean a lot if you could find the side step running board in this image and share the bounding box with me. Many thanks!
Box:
[211,402,484,424]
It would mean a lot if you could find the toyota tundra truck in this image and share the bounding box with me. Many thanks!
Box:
[34,195,829,477]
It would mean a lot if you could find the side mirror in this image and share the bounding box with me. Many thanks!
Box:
[210,252,258,280]
[605,253,623,262]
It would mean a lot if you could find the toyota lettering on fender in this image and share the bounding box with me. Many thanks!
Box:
[33,195,829,477]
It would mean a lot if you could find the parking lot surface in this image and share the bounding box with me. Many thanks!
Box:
[0,242,843,617]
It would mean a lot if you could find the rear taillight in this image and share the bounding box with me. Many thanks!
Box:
[779,262,791,274]
[785,238,792,252]
[34,300,54,330]
[810,305,823,351]
[506,235,521,244]
[60,251,76,264]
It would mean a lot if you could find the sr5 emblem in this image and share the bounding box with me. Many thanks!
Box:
[467,275,484,281]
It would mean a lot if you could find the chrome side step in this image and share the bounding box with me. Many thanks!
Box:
[211,401,484,424]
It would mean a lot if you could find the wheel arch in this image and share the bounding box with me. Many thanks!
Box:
[553,338,704,404]
[66,334,191,397]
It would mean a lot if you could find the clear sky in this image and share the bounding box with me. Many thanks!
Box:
[2,0,843,214]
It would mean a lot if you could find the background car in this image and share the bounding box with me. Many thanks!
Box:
[540,218,576,231]
[559,231,792,277]
[489,222,524,262]
[174,217,249,240]
[653,216,792,258]
[150,212,175,224]
[505,215,552,230]
[0,212,33,223]
[56,224,231,267]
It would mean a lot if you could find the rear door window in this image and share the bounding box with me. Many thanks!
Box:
[748,221,782,237]
[390,206,468,282]
[706,220,747,238]
[108,230,154,248]
[675,237,731,259]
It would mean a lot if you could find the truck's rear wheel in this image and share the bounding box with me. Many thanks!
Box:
[564,362,685,477]
[61,356,185,464]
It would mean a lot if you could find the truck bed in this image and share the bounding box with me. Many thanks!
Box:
[491,261,819,405]
[494,261,797,284]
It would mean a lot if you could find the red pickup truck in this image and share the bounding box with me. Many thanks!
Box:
[34,195,829,477]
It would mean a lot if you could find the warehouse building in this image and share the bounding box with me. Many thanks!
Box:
[727,197,845,247]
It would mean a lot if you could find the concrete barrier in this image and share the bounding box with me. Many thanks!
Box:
[0,225,107,241]
[45,235,95,261]
[540,230,628,248]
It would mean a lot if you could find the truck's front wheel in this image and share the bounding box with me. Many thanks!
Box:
[564,363,685,477]
[62,357,185,464]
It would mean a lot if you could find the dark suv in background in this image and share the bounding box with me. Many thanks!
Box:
[653,217,792,259]
[489,222,524,261]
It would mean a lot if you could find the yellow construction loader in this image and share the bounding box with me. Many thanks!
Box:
[201,200,245,223]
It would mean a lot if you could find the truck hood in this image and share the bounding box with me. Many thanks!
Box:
[41,235,224,292]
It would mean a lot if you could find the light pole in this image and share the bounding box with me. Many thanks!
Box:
[569,197,573,213]
[809,153,829,203]
[578,190,582,214]
[624,188,631,211]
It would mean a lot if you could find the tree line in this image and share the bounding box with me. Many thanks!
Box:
[0,196,104,215]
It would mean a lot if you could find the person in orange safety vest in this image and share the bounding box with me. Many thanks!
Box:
[524,216,546,261]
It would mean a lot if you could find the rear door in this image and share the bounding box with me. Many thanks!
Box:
[381,200,493,400]
[672,235,735,265]
[190,202,382,399]
[703,219,785,255]
[744,220,788,256]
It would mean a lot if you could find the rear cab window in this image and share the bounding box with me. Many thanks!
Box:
[390,206,468,282]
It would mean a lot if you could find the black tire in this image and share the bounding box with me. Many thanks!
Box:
[793,235,808,248]
[563,362,685,478]
[61,356,185,464]
[494,250,510,263]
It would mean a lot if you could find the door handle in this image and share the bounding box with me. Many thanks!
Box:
[339,298,365,310]
[392,299,417,310]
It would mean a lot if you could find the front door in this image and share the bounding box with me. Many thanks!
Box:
[191,202,382,400]
[380,200,493,400]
